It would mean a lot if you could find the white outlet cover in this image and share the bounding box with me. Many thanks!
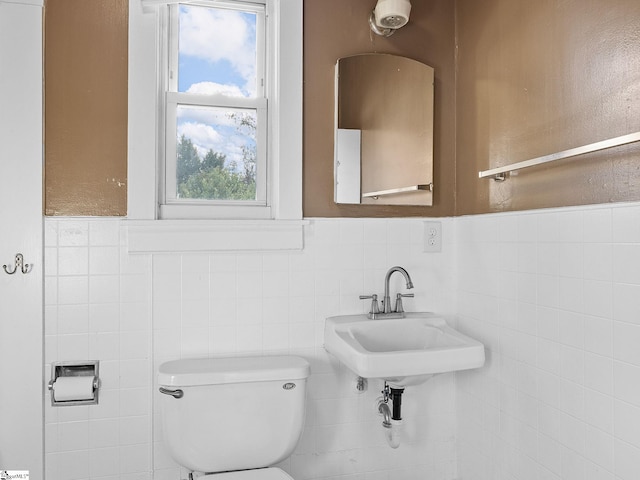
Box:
[423,221,442,252]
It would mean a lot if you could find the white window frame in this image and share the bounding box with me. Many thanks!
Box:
[126,0,303,252]
[162,1,269,217]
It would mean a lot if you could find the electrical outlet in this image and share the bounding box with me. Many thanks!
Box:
[424,221,442,252]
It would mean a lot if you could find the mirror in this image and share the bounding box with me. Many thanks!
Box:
[334,53,434,206]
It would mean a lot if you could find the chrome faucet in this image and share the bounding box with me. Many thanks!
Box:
[383,266,414,313]
[360,266,414,319]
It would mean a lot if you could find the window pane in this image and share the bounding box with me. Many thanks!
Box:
[178,4,258,98]
[174,105,258,202]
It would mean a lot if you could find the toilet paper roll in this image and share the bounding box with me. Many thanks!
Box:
[52,376,95,402]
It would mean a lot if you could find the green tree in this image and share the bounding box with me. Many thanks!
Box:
[229,112,257,187]
[202,149,226,170]
[176,135,201,185]
[178,167,256,200]
[175,116,257,201]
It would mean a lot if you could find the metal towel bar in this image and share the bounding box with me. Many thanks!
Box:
[478,131,640,181]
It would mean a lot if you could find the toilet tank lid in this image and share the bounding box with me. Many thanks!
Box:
[158,355,310,387]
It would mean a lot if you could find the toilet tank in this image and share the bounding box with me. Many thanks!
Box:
[158,356,310,473]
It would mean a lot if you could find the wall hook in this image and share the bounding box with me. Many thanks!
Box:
[3,253,30,275]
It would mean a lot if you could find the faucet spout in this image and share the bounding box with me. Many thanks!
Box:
[383,266,413,313]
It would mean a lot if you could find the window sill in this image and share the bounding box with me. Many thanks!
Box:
[123,219,307,254]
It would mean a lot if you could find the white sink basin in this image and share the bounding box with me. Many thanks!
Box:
[324,313,485,386]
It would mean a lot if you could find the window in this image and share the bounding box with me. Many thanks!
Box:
[161,1,270,218]
[128,0,303,251]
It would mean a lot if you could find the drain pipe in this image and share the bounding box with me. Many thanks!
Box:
[377,383,404,448]
[378,399,392,427]
[390,387,404,420]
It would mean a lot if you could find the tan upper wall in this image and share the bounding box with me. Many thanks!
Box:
[456,0,640,215]
[303,0,457,217]
[44,0,128,216]
[43,0,640,218]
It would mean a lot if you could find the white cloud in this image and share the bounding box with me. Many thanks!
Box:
[178,121,248,168]
[179,6,257,95]
[186,81,245,98]
[177,104,237,128]
[178,121,223,156]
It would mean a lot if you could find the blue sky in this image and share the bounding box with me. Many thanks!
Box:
[178,57,244,93]
[176,5,258,169]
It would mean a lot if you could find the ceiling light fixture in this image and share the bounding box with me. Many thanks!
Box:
[369,0,412,37]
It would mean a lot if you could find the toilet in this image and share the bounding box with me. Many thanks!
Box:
[158,355,311,479]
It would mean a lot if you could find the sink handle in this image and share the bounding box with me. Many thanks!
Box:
[359,294,380,314]
[395,293,414,313]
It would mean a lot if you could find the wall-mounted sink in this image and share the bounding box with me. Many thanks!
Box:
[324,313,485,386]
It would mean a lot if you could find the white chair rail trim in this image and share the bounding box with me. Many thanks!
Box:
[124,219,307,253]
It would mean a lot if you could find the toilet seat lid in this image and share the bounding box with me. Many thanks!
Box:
[201,468,294,480]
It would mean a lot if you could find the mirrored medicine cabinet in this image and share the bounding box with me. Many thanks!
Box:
[334,53,434,206]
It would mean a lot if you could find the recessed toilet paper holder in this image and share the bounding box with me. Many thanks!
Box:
[48,361,101,406]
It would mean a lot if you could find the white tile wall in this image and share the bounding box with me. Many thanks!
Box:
[150,218,457,480]
[45,217,457,480]
[45,218,153,480]
[46,205,640,480]
[455,203,640,480]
